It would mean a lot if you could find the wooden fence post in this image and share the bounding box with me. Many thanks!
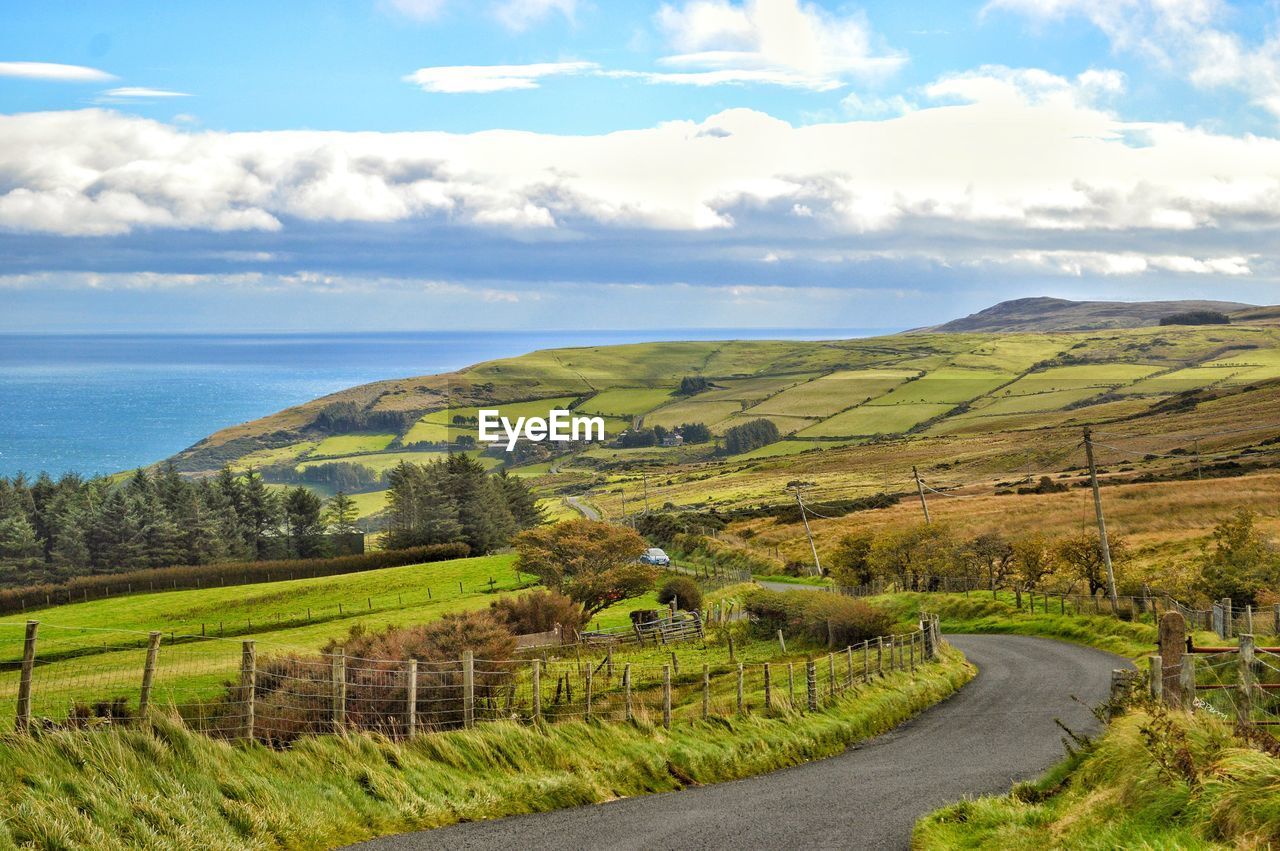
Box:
[1246,605,1255,636]
[1273,604,1280,635]
[737,663,745,714]
[533,659,542,721]
[877,637,884,676]
[585,667,593,720]
[777,629,786,653]
[763,662,772,709]
[138,631,162,718]
[863,641,870,681]
[462,650,475,728]
[15,620,38,733]
[240,640,256,742]
[909,633,916,674]
[828,653,836,698]
[662,665,672,729]
[606,646,613,678]
[1239,634,1255,725]
[331,649,346,731]
[845,646,854,689]
[701,663,709,720]
[622,663,631,722]
[788,662,795,708]
[1159,611,1186,708]
[406,660,417,738]
[1147,654,1162,703]
[1180,654,1197,713]
[806,659,818,711]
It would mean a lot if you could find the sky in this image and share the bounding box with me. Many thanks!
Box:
[2,0,1280,332]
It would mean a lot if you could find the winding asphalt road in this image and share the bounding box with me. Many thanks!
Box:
[348,634,1123,850]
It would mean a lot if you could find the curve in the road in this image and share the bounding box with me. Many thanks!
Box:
[347,634,1124,851]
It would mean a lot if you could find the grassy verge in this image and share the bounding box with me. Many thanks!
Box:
[914,706,1280,850]
[871,591,1226,661]
[752,574,832,587]
[0,647,972,850]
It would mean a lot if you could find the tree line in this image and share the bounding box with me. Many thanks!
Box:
[0,466,371,587]
[0,453,547,588]
[824,509,1280,607]
[382,455,544,553]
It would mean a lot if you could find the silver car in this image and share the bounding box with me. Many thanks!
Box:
[641,547,671,566]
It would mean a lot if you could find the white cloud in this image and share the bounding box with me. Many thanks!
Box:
[380,0,449,21]
[492,0,578,31]
[0,62,116,83]
[404,61,598,93]
[3,69,1280,288]
[987,0,1280,118]
[654,0,906,90]
[102,87,191,99]
[840,92,916,117]
[602,67,844,89]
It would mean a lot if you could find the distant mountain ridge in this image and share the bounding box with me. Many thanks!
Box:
[923,297,1259,333]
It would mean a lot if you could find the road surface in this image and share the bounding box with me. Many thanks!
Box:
[347,634,1122,850]
[564,495,600,520]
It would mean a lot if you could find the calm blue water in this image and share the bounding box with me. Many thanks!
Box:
[0,329,886,478]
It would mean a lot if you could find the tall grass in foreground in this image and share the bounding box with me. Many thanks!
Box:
[0,648,971,850]
[914,707,1280,850]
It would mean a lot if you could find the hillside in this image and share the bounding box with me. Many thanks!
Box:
[924,296,1256,333]
[162,313,1280,531]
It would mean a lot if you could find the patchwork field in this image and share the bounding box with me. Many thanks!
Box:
[167,321,1280,533]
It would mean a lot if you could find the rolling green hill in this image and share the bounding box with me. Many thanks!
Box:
[159,299,1280,527]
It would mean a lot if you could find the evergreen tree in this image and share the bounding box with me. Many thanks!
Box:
[241,469,281,559]
[284,487,327,558]
[495,470,545,529]
[324,490,361,535]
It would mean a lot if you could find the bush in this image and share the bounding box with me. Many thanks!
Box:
[236,611,517,744]
[1160,310,1231,326]
[490,589,585,636]
[721,419,780,455]
[657,577,703,612]
[743,589,895,647]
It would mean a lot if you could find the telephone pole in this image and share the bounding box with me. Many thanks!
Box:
[786,483,823,576]
[1083,427,1119,612]
[912,466,931,524]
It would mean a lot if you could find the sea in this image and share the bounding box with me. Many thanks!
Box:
[0,329,886,479]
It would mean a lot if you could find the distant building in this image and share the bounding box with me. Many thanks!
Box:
[661,432,684,447]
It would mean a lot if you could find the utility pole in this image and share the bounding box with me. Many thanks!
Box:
[620,488,630,528]
[912,466,931,524]
[642,473,651,514]
[1083,426,1119,612]
[787,483,823,576]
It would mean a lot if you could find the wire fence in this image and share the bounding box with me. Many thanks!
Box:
[1135,623,1280,733]
[0,616,944,746]
[831,572,1272,639]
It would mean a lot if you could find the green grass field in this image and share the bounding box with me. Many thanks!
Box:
[798,402,955,437]
[748,369,918,417]
[577,388,674,418]
[310,432,396,456]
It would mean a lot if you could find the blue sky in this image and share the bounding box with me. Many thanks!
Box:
[2,0,1280,331]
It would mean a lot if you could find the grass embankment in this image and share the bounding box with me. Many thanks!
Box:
[0,646,972,849]
[915,707,1280,850]
[873,590,1226,660]
[4,555,532,663]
